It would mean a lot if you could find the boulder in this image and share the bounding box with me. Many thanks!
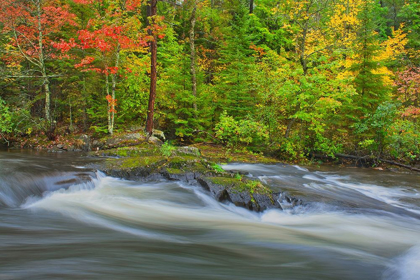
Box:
[196,177,298,212]
[105,133,142,146]
[79,134,91,151]
[148,136,162,145]
[176,146,200,156]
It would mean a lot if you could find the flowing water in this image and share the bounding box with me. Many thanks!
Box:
[0,150,419,280]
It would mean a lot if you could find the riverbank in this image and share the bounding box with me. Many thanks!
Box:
[2,129,420,214]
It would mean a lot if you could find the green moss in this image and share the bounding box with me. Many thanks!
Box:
[167,155,200,169]
[243,180,272,196]
[105,155,166,170]
[191,143,279,164]
[166,167,183,174]
[95,144,162,158]
[208,176,244,187]
[208,176,272,198]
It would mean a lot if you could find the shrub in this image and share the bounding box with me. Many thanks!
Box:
[214,111,269,148]
[160,141,176,157]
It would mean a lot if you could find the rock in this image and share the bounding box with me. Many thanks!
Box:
[57,144,64,149]
[197,177,290,212]
[161,171,199,184]
[90,144,299,213]
[277,193,303,209]
[105,133,142,146]
[152,129,165,141]
[129,125,144,132]
[176,146,200,156]
[148,136,162,145]
[92,140,101,148]
[79,134,91,151]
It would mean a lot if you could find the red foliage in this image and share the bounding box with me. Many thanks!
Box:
[106,95,117,113]
[0,0,77,64]
[395,67,420,118]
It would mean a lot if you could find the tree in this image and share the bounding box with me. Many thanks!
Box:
[55,0,147,135]
[395,66,420,118]
[188,0,198,114]
[145,0,158,136]
[0,0,77,124]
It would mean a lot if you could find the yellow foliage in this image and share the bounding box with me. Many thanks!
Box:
[375,26,408,62]
[327,0,364,47]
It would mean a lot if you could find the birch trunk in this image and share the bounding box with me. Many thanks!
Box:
[189,3,197,115]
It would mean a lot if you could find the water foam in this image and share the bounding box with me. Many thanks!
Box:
[316,173,420,214]
[383,245,420,280]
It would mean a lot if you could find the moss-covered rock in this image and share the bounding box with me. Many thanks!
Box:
[89,141,302,212]
[197,177,287,212]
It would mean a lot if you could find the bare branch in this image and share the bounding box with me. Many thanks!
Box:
[12,29,42,68]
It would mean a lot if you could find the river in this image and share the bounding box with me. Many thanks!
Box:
[0,150,419,279]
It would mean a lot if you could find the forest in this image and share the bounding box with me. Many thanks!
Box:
[0,0,419,164]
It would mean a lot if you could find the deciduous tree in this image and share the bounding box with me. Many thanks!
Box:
[0,0,77,123]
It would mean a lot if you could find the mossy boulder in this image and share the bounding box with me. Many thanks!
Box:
[197,177,291,212]
[90,142,303,212]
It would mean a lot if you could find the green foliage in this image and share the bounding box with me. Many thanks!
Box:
[234,173,242,180]
[399,1,420,57]
[0,0,418,166]
[211,163,224,173]
[90,125,109,135]
[354,102,398,155]
[213,2,256,118]
[351,1,391,115]
[157,26,204,140]
[118,54,150,127]
[0,98,12,134]
[160,141,176,157]
[214,111,269,148]
[245,180,265,195]
[387,119,420,162]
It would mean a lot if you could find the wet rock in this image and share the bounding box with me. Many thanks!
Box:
[161,170,199,184]
[90,144,299,213]
[197,178,288,212]
[277,193,303,209]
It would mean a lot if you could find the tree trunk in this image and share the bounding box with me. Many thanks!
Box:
[36,0,51,123]
[110,46,120,136]
[43,73,51,123]
[82,77,87,132]
[146,0,158,136]
[285,118,296,138]
[299,22,308,75]
[69,97,73,131]
[189,3,197,115]
[105,72,111,135]
[249,0,254,14]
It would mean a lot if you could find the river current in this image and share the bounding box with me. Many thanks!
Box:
[0,150,419,279]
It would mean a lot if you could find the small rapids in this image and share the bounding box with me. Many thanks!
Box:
[1,151,420,279]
